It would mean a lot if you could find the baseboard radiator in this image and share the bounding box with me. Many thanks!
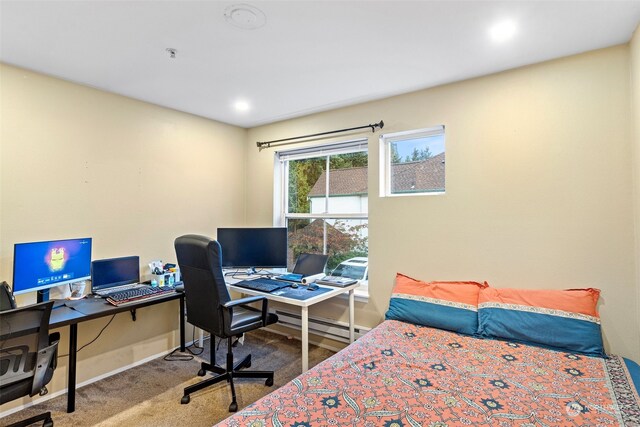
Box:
[273,309,370,343]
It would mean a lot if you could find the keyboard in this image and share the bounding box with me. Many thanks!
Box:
[94,283,142,296]
[315,276,358,287]
[106,286,175,306]
[233,277,291,293]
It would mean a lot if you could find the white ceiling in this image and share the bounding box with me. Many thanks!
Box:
[1,1,640,128]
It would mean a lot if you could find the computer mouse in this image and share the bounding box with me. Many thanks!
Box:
[307,284,319,291]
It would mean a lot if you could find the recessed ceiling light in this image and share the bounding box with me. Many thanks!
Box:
[224,4,266,30]
[489,20,517,43]
[234,100,250,112]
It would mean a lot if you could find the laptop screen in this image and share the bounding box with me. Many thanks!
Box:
[292,253,329,276]
[91,256,140,293]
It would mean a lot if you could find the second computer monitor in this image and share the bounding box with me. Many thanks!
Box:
[217,227,287,270]
[91,256,140,294]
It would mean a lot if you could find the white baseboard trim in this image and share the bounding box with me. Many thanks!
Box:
[262,326,345,353]
[194,327,346,355]
[0,341,197,420]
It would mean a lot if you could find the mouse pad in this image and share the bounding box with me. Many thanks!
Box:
[271,286,331,300]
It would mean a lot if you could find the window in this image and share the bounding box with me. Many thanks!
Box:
[275,139,369,293]
[379,126,445,197]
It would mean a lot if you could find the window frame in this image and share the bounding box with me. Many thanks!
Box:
[274,138,369,297]
[379,125,445,197]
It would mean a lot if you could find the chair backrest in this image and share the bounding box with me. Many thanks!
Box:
[174,235,231,336]
[0,281,17,311]
[0,300,57,404]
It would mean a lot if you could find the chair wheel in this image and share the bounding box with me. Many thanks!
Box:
[265,377,274,386]
[43,419,53,427]
[229,401,238,412]
[245,361,251,368]
[197,369,206,376]
[181,395,190,404]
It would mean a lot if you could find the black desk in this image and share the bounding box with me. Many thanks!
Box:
[49,292,185,413]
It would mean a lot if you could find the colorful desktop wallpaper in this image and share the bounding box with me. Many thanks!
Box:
[13,238,92,294]
[47,247,68,272]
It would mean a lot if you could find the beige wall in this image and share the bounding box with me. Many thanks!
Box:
[0,63,247,410]
[247,45,639,361]
[631,25,640,350]
[1,37,638,413]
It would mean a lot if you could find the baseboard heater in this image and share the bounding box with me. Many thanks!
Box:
[273,309,370,343]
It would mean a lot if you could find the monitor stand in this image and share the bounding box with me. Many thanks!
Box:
[37,289,50,303]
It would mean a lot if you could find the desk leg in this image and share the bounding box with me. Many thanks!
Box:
[179,294,186,352]
[67,323,78,413]
[301,306,309,373]
[349,289,355,343]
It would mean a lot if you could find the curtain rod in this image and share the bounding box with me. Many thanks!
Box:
[256,120,384,151]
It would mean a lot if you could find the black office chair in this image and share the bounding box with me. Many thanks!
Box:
[174,235,278,412]
[0,283,60,427]
[1,281,17,311]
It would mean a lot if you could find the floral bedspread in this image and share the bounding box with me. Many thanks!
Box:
[217,320,640,426]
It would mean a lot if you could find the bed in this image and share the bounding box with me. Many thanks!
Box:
[217,319,640,426]
[217,275,640,426]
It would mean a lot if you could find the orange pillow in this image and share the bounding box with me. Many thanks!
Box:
[477,287,604,356]
[386,273,488,335]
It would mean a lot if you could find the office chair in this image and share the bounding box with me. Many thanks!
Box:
[1,281,17,311]
[0,285,60,427]
[174,235,278,412]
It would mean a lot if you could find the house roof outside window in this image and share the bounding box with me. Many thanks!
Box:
[308,152,445,197]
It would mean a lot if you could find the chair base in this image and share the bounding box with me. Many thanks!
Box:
[5,411,53,427]
[181,338,274,412]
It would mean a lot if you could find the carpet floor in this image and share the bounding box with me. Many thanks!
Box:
[1,330,335,427]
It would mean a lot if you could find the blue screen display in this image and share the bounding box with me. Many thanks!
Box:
[12,238,92,295]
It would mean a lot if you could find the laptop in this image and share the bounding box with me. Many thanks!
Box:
[91,256,142,296]
[276,253,329,282]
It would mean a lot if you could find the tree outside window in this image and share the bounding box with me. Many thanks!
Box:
[277,142,368,275]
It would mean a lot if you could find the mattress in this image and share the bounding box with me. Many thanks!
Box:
[217,319,640,426]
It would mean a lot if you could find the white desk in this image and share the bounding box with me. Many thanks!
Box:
[226,278,358,372]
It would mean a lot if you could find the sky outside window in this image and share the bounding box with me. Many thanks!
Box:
[394,135,444,160]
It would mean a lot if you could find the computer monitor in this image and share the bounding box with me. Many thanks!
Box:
[12,237,92,301]
[91,256,140,294]
[217,227,287,272]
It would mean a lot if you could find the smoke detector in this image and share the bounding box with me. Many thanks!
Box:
[166,48,177,59]
[224,4,266,30]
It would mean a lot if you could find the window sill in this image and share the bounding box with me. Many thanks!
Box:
[382,191,445,198]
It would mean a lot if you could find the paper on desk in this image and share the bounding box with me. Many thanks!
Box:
[301,273,325,284]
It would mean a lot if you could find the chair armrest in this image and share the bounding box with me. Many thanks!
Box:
[222,295,265,308]
[49,332,60,371]
[222,296,270,326]
[31,338,59,397]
